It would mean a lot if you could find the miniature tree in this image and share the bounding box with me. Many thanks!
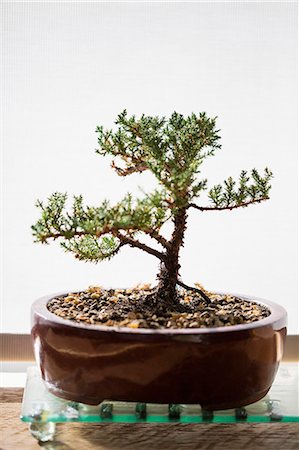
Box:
[32,111,272,308]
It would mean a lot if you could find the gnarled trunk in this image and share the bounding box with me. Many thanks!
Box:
[156,208,187,304]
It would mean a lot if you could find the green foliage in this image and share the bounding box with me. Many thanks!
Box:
[96,110,221,207]
[208,168,273,208]
[32,190,169,261]
[61,235,121,262]
[32,111,273,265]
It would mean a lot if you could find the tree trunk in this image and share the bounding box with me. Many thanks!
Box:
[156,207,187,304]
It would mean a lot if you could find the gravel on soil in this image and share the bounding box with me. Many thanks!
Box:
[47,284,270,329]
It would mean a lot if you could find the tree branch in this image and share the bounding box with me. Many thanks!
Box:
[38,228,165,261]
[111,160,148,177]
[189,197,269,212]
[38,224,117,242]
[177,280,211,304]
[39,230,87,242]
[115,232,166,261]
[143,229,170,249]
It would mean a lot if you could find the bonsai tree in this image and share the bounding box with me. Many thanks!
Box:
[32,111,272,310]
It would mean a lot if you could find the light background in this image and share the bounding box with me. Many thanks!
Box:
[1,1,298,333]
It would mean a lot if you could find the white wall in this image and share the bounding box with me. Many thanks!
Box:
[1,2,298,333]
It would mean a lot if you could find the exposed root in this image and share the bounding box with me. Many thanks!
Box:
[176,280,211,304]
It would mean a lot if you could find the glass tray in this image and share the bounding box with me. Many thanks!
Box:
[21,363,299,425]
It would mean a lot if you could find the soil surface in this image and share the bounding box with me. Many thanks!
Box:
[47,285,270,329]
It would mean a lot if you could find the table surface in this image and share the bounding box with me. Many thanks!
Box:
[1,388,298,450]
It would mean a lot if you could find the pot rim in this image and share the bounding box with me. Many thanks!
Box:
[31,290,287,335]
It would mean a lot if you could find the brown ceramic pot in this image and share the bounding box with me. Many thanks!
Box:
[31,292,287,409]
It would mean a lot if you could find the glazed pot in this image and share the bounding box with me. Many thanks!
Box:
[31,292,287,410]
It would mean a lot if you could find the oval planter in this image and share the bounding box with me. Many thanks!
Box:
[31,292,287,410]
